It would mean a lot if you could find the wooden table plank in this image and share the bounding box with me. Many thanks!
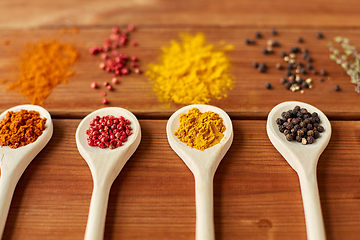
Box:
[2,119,360,240]
[1,27,360,119]
[0,0,359,28]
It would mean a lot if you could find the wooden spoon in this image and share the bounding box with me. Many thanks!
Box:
[266,101,331,240]
[75,107,141,240]
[0,105,53,238]
[166,104,233,240]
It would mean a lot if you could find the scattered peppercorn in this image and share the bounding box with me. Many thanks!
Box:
[245,39,255,45]
[333,84,340,91]
[319,77,324,82]
[297,37,304,43]
[86,115,132,149]
[317,32,324,39]
[253,62,259,68]
[265,83,271,89]
[89,25,141,104]
[320,69,328,76]
[271,29,277,36]
[255,32,262,38]
[276,106,325,144]
[276,63,283,70]
[91,82,98,89]
[102,98,108,104]
[258,63,267,73]
[272,41,280,47]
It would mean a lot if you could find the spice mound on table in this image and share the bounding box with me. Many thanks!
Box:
[7,40,78,105]
[0,110,47,149]
[146,33,234,105]
[174,108,226,151]
[276,105,325,145]
[85,115,132,149]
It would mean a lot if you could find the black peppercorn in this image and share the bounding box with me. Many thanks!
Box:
[307,130,314,137]
[294,106,300,111]
[317,125,325,132]
[272,41,280,47]
[265,83,271,89]
[276,118,284,125]
[279,125,286,133]
[280,77,287,84]
[281,51,287,58]
[255,32,262,39]
[296,135,302,142]
[320,69,328,76]
[317,32,324,39]
[271,28,277,36]
[307,64,313,70]
[252,62,259,68]
[285,69,292,76]
[334,85,340,91]
[297,129,305,137]
[313,131,320,139]
[297,37,304,43]
[307,123,313,130]
[245,39,255,45]
[307,136,315,144]
[319,77,324,82]
[290,47,300,53]
[284,129,290,135]
[284,82,291,89]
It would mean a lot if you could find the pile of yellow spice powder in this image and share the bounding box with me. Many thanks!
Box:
[7,40,78,105]
[146,33,234,105]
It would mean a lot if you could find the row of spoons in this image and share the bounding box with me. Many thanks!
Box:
[0,101,331,240]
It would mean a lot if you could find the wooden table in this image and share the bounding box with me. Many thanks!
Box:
[1,0,360,239]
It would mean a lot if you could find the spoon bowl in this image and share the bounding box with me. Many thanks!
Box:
[167,104,233,240]
[76,107,141,240]
[267,101,331,240]
[0,105,53,238]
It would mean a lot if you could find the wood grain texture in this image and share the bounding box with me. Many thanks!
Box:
[1,27,360,119]
[0,0,359,28]
[2,119,359,240]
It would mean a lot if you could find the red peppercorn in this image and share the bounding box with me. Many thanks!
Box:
[102,98,108,104]
[134,68,141,74]
[131,55,138,61]
[130,40,137,46]
[111,77,119,84]
[107,85,113,90]
[128,24,135,32]
[91,82,98,89]
[100,91,106,96]
[121,68,129,75]
[99,63,106,69]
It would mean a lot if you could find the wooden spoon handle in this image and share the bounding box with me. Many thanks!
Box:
[84,182,111,240]
[298,168,326,240]
[0,169,20,237]
[195,173,215,240]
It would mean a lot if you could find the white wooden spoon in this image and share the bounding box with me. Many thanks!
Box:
[75,107,141,240]
[266,101,331,240]
[166,104,233,240]
[0,104,53,238]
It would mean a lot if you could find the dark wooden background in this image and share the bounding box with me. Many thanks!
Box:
[0,0,360,239]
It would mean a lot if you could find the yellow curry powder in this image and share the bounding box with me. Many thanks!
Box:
[7,40,78,105]
[146,33,234,105]
[174,108,226,151]
[0,110,46,149]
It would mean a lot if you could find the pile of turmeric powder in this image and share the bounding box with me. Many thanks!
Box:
[0,110,46,149]
[174,108,226,151]
[7,40,78,105]
[146,33,234,105]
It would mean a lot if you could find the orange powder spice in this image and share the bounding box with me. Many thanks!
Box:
[0,110,46,149]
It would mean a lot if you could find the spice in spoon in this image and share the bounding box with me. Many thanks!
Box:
[0,110,47,149]
[86,115,132,149]
[174,108,226,151]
